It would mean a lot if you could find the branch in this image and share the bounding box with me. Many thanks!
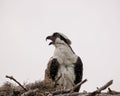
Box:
[6,75,28,91]
[70,79,87,93]
[54,73,62,87]
[108,88,120,95]
[21,88,39,96]
[87,80,113,96]
[52,79,87,95]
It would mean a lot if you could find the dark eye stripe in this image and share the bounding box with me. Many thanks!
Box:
[53,32,68,44]
[60,35,68,44]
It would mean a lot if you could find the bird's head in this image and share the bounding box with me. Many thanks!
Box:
[46,32,71,46]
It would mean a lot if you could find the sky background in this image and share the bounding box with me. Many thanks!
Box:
[0,0,120,91]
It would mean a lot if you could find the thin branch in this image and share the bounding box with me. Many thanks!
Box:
[6,75,28,91]
[108,88,120,95]
[70,79,87,93]
[94,80,113,93]
[52,89,70,95]
[21,88,39,96]
[87,80,113,96]
[52,79,87,95]
[54,73,62,87]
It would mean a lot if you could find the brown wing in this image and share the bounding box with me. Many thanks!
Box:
[74,57,83,92]
[44,58,60,82]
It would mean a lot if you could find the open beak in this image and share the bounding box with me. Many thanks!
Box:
[46,36,54,45]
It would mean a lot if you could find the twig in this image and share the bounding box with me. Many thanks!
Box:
[6,75,28,91]
[94,80,113,93]
[52,79,87,95]
[70,79,87,93]
[108,88,120,95]
[21,88,39,96]
[52,89,70,95]
[54,73,62,87]
[63,92,80,96]
[87,80,113,96]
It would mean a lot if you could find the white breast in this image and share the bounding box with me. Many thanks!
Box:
[53,44,77,64]
[53,43,78,89]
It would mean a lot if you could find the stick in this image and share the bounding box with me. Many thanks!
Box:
[6,75,28,91]
[52,79,87,95]
[88,80,113,96]
[21,88,39,96]
[52,89,70,95]
[54,73,62,87]
[108,88,120,95]
[94,80,113,93]
[70,79,87,93]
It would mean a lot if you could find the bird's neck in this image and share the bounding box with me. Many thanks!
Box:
[53,43,77,64]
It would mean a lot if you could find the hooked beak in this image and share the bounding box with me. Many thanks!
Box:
[46,36,54,45]
[46,36,51,41]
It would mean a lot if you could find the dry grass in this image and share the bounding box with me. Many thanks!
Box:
[0,82,14,96]
[0,80,57,96]
[0,79,119,96]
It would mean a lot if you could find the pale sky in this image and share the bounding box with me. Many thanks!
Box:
[0,0,120,91]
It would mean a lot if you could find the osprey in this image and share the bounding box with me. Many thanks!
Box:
[45,32,83,92]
